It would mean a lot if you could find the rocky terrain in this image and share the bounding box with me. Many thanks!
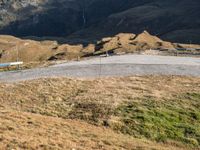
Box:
[0,0,200,44]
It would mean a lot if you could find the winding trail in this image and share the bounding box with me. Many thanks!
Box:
[0,54,200,82]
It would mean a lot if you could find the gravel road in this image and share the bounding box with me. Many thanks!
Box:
[0,55,200,82]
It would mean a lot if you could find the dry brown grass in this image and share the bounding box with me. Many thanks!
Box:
[0,109,184,150]
[0,75,200,149]
[1,76,199,111]
[0,35,83,64]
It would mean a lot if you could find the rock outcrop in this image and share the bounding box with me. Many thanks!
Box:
[95,31,176,54]
[0,31,200,64]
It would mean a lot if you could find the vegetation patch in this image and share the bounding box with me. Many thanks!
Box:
[68,101,113,125]
[114,93,200,146]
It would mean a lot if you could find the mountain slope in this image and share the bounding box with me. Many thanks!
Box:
[73,0,200,43]
[0,0,200,44]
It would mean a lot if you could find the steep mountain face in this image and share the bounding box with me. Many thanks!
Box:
[0,0,83,36]
[0,0,200,43]
[74,0,200,44]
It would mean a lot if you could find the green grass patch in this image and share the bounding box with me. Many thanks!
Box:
[114,93,200,146]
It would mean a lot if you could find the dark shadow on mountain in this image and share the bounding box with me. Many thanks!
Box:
[0,0,155,45]
[0,0,200,44]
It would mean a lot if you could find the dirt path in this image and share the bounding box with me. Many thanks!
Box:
[0,54,200,82]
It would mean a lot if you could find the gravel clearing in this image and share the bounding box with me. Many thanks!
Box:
[0,54,200,82]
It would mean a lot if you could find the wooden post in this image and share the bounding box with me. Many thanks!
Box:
[77,56,80,61]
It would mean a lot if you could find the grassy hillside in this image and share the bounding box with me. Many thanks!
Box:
[0,76,200,149]
[0,109,185,150]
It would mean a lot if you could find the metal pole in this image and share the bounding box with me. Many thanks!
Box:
[16,43,20,70]
[17,44,19,62]
[99,56,102,78]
